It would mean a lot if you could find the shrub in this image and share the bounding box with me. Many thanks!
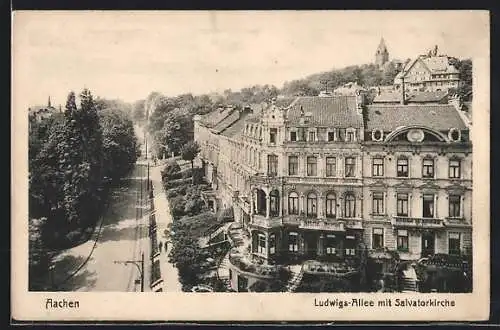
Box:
[170,196,187,217]
[161,161,181,180]
[165,177,191,189]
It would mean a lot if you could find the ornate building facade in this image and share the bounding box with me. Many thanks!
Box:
[194,91,472,277]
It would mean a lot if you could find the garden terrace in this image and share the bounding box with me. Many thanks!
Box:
[228,249,282,279]
[302,260,359,277]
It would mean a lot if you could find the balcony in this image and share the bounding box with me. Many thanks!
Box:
[251,214,283,229]
[391,216,444,229]
[250,175,285,186]
[340,218,364,230]
[299,219,345,232]
[443,217,471,228]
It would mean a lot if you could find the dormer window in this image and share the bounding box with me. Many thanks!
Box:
[345,128,356,142]
[270,128,277,144]
[308,131,316,142]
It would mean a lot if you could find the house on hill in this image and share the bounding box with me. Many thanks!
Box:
[393,46,460,93]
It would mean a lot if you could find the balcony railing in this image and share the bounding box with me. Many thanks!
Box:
[339,218,363,230]
[443,217,471,227]
[299,219,345,232]
[391,216,444,228]
[251,214,283,228]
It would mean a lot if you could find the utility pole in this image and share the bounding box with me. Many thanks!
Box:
[114,252,145,292]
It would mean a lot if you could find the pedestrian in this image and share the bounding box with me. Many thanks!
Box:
[164,241,168,253]
[159,241,163,253]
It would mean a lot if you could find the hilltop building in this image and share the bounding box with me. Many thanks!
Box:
[375,38,390,67]
[394,46,460,92]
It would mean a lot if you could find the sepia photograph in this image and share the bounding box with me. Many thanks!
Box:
[12,10,489,321]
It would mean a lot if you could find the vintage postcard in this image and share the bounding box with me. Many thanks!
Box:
[12,10,490,322]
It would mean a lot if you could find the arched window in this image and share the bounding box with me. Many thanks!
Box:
[325,193,337,218]
[288,192,299,215]
[269,190,280,216]
[344,193,356,218]
[307,192,317,217]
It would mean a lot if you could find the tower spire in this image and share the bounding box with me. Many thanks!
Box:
[48,96,52,108]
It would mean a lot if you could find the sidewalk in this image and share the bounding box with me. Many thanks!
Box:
[149,162,183,292]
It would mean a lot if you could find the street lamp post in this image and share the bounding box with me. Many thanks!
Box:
[114,252,145,292]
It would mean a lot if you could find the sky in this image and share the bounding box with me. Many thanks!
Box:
[13,10,489,110]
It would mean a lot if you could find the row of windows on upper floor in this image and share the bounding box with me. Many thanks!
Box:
[269,128,358,144]
[265,191,465,219]
[267,155,463,179]
[271,229,465,255]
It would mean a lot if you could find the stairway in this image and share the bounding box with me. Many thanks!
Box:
[401,267,419,292]
[285,265,304,292]
[217,252,231,280]
[401,277,418,292]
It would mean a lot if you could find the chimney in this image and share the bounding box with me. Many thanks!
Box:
[448,94,462,111]
[400,77,406,105]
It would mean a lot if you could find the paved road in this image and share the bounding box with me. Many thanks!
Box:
[50,164,151,292]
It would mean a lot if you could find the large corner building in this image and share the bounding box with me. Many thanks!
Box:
[194,89,472,277]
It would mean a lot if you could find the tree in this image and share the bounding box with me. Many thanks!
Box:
[181,141,201,184]
[132,99,146,123]
[99,107,139,183]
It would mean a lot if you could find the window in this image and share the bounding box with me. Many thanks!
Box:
[397,193,409,216]
[345,235,356,256]
[290,131,297,142]
[328,131,335,142]
[269,128,277,144]
[397,229,409,251]
[449,195,461,218]
[422,159,434,178]
[325,157,336,177]
[422,194,435,218]
[288,232,298,252]
[372,192,384,215]
[397,158,409,177]
[372,158,384,177]
[270,190,280,217]
[325,235,337,255]
[267,154,278,176]
[448,232,461,255]
[269,234,276,254]
[372,228,384,249]
[307,156,317,176]
[288,156,298,176]
[344,193,356,218]
[346,130,355,142]
[449,159,461,178]
[257,233,266,254]
[307,192,317,217]
[325,193,336,218]
[308,131,316,142]
[345,157,355,177]
[288,192,299,215]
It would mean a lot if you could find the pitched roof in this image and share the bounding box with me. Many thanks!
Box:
[396,55,459,81]
[373,91,401,103]
[286,96,363,128]
[199,107,234,128]
[221,112,254,138]
[365,104,467,131]
[407,90,448,103]
[212,110,241,133]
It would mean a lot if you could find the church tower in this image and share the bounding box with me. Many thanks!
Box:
[375,37,389,67]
